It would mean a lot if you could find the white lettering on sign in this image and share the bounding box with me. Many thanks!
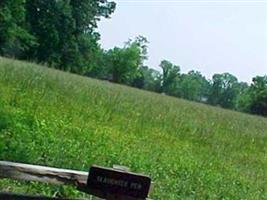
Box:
[130,182,142,190]
[96,176,129,188]
[96,176,143,190]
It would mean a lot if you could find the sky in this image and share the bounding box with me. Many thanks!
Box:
[97,0,267,83]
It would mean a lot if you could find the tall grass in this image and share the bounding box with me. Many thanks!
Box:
[0,57,266,199]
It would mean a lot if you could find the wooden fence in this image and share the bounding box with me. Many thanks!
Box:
[0,161,152,200]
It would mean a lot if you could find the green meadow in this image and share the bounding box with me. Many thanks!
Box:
[0,57,266,199]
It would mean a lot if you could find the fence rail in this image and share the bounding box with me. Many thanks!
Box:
[0,192,77,200]
[0,161,88,187]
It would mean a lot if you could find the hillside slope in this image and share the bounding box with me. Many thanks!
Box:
[0,58,266,199]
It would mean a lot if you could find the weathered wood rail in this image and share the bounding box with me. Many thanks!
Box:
[0,161,89,199]
[0,161,152,200]
[0,192,76,200]
[0,161,88,187]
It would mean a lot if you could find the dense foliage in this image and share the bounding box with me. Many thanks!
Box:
[0,0,115,73]
[0,1,266,116]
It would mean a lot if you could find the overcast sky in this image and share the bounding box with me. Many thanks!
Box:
[97,0,267,83]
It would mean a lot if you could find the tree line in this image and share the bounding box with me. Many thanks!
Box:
[1,0,266,116]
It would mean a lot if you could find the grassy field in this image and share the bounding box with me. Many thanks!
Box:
[0,57,266,199]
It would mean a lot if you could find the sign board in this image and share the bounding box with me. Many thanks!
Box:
[86,165,151,200]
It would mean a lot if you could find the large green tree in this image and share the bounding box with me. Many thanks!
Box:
[134,66,162,92]
[104,36,148,84]
[160,60,180,96]
[208,73,239,109]
[0,0,35,57]
[0,0,115,73]
[179,70,210,101]
[248,75,267,116]
[235,82,250,111]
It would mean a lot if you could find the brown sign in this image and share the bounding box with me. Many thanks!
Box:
[86,165,151,199]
